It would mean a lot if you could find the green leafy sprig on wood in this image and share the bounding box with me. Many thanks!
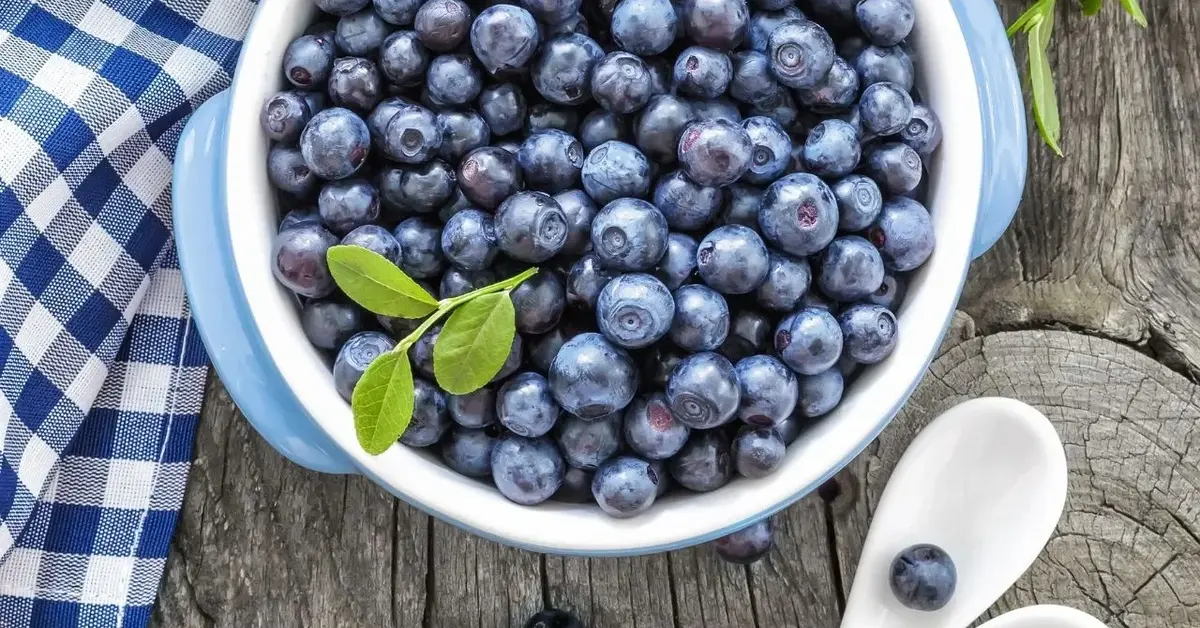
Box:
[1008,0,1147,155]
[327,244,536,454]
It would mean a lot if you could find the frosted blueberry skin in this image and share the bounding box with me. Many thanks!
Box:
[328,57,382,112]
[511,269,566,334]
[611,0,678,55]
[272,223,338,298]
[392,216,446,279]
[567,254,616,310]
[436,110,491,164]
[557,412,623,470]
[854,44,915,91]
[818,235,886,302]
[382,105,441,164]
[579,110,631,151]
[741,115,792,185]
[733,425,786,478]
[495,191,569,264]
[669,284,730,352]
[832,174,883,232]
[283,34,335,89]
[756,252,810,313]
[497,372,562,438]
[491,436,565,505]
[767,17,835,89]
[655,232,698,291]
[554,189,599,255]
[713,518,774,564]
[635,95,695,164]
[839,303,899,364]
[758,173,839,257]
[440,209,498,272]
[532,34,605,105]
[336,9,391,56]
[342,224,401,264]
[334,333,395,400]
[654,169,723,231]
[797,367,844,418]
[672,46,732,99]
[549,333,639,420]
[667,351,740,429]
[592,456,660,518]
[414,0,472,52]
[477,83,526,136]
[441,426,498,478]
[590,197,669,272]
[668,429,733,492]
[400,377,451,447]
[301,299,363,350]
[695,225,770,295]
[458,146,523,210]
[262,91,312,143]
[299,108,370,180]
[448,387,496,428]
[729,51,779,106]
[591,52,654,114]
[581,141,653,205]
[267,146,317,197]
[775,307,844,376]
[866,197,935,272]
[681,0,749,50]
[677,119,753,188]
[890,543,958,611]
[734,354,798,426]
[623,393,690,460]
[596,273,674,349]
[518,129,586,193]
[470,4,540,75]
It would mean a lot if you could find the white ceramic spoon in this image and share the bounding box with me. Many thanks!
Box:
[978,605,1108,628]
[840,397,1068,628]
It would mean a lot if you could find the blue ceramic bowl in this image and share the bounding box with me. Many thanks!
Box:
[172,0,1026,556]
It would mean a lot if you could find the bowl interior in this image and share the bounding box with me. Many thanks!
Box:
[221,0,983,554]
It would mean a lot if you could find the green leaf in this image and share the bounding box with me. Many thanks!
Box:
[1008,0,1050,36]
[352,351,415,455]
[1027,4,1063,155]
[432,292,517,395]
[1080,0,1103,16]
[327,245,438,318]
[1120,0,1147,26]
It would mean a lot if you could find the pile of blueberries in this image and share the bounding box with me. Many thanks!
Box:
[266,0,938,527]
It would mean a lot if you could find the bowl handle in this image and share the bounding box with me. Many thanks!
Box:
[173,91,358,475]
[952,0,1030,258]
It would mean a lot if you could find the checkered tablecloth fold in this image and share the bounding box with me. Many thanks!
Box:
[0,0,253,625]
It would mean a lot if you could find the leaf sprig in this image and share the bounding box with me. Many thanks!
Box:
[327,244,536,454]
[1008,0,1147,155]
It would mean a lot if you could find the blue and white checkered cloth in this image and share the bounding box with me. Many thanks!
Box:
[0,1,253,625]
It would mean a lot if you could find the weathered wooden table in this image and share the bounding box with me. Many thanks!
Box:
[150,2,1200,626]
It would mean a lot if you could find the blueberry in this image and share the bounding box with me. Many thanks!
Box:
[592,52,654,114]
[734,354,798,426]
[668,429,733,491]
[596,273,674,349]
[579,110,630,151]
[367,97,409,145]
[713,519,773,564]
[767,18,835,89]
[549,333,638,419]
[301,299,362,350]
[866,273,906,309]
[458,146,523,209]
[532,34,605,105]
[672,46,732,99]
[383,160,457,217]
[554,189,598,254]
[441,426,497,477]
[477,83,526,136]
[807,0,855,28]
[759,172,838,257]
[797,367,843,417]
[746,87,799,131]
[440,209,497,271]
[279,207,321,231]
[590,197,668,271]
[554,466,595,503]
[547,12,591,36]
[470,5,540,74]
[654,170,723,231]
[746,6,803,52]
[853,44,914,91]
[729,51,779,105]
[796,55,859,112]
[414,0,472,51]
[327,57,381,111]
[839,303,898,364]
[756,253,810,312]
[495,191,569,263]
[891,544,957,611]
[440,267,494,298]
[621,393,688,459]
[859,82,914,136]
[493,334,525,382]
[318,178,379,234]
[900,104,943,158]
[803,119,861,178]
[407,323,441,379]
[392,216,446,278]
[718,308,772,363]
[375,0,421,24]
[592,456,659,517]
[668,284,729,352]
[511,270,566,334]
[677,119,753,187]
[733,425,785,478]
[333,331,396,400]
[656,232,698,290]
[642,345,685,389]
[427,54,482,106]
[307,20,338,41]
[342,224,402,264]
[527,104,581,134]
[437,110,491,164]
[558,412,622,470]
[837,352,860,378]
[611,0,678,55]
[497,372,561,437]
[635,95,695,164]
[438,186,472,223]
[775,307,843,375]
[800,288,835,310]
[864,142,923,195]
[775,413,801,444]
[519,130,585,192]
[581,141,652,205]
[819,236,884,301]
[528,326,568,372]
[377,313,423,338]
[681,0,749,50]
[866,197,934,271]
[336,9,390,55]
[268,145,317,196]
[741,116,792,185]
[284,35,335,89]
[400,378,451,447]
[839,34,868,60]
[721,184,762,227]
[316,0,369,17]
[696,224,769,295]
[566,254,615,309]
[667,351,739,429]
[261,91,311,143]
[856,0,914,47]
[272,223,338,297]
[832,174,883,232]
[383,104,441,163]
[521,0,583,24]
[491,436,565,505]
[449,387,496,428]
